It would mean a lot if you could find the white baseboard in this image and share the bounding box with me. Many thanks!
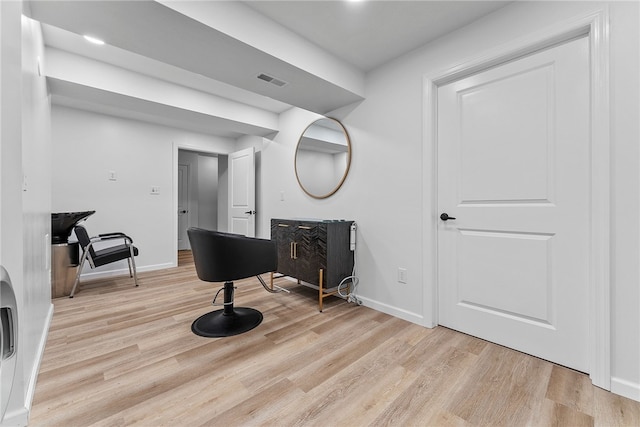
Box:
[359,298,639,403]
[79,262,174,281]
[357,296,425,326]
[25,303,53,414]
[611,377,640,402]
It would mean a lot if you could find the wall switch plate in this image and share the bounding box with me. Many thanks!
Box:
[45,233,51,270]
[398,268,408,284]
[150,186,160,195]
[108,171,117,181]
[280,191,285,201]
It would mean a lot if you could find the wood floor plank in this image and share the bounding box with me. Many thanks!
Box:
[29,252,640,426]
[270,339,414,426]
[371,345,479,426]
[444,344,553,425]
[204,378,306,427]
[545,364,595,416]
[238,308,384,393]
[533,400,595,426]
[592,386,640,426]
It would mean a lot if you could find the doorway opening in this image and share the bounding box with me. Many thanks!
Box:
[176,148,229,255]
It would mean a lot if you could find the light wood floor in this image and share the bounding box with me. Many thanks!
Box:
[31,251,640,426]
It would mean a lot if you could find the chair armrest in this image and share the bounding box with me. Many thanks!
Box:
[91,233,134,244]
[99,232,133,241]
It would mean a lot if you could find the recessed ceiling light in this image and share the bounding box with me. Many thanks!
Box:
[83,35,105,45]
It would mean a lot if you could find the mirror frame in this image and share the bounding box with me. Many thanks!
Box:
[294,118,352,199]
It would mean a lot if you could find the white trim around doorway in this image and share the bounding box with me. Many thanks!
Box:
[172,141,225,268]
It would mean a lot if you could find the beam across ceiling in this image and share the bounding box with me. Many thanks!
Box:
[28,0,365,115]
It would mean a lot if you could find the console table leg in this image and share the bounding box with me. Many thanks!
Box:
[318,268,324,312]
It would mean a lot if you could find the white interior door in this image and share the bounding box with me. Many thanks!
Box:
[228,147,255,237]
[177,163,190,250]
[437,37,590,372]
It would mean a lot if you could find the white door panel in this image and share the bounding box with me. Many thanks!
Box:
[457,64,555,203]
[456,229,553,324]
[438,37,590,372]
[228,147,255,237]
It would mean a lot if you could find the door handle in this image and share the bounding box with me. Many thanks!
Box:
[440,213,456,221]
[179,209,188,214]
[244,210,256,215]
[289,242,298,259]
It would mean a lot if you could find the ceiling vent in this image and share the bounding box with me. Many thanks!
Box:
[257,73,288,88]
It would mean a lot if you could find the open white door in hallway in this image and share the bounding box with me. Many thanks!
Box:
[437,37,590,372]
[228,147,256,237]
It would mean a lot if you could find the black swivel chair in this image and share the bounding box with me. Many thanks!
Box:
[187,228,277,338]
[70,225,139,298]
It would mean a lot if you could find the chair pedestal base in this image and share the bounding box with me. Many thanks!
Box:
[191,307,263,337]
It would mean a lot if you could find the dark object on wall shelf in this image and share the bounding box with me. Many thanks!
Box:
[187,228,277,337]
[270,218,354,312]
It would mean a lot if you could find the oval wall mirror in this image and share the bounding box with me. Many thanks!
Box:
[295,118,351,199]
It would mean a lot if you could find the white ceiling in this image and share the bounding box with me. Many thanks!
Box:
[242,1,509,72]
[28,0,511,137]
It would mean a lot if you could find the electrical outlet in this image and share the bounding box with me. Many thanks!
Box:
[398,268,407,284]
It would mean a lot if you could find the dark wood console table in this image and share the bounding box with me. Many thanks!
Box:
[270,218,354,311]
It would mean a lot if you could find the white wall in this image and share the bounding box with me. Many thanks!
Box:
[260,1,640,400]
[608,0,640,400]
[1,3,27,424]
[197,154,218,231]
[51,106,236,278]
[20,13,53,419]
[1,5,53,425]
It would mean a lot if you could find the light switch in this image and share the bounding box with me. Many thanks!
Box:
[108,171,117,181]
[398,268,408,284]
[150,186,160,195]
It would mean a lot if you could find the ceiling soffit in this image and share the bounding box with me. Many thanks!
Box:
[28,0,365,116]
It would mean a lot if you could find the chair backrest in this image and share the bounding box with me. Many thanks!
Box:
[187,228,277,283]
[74,225,97,260]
